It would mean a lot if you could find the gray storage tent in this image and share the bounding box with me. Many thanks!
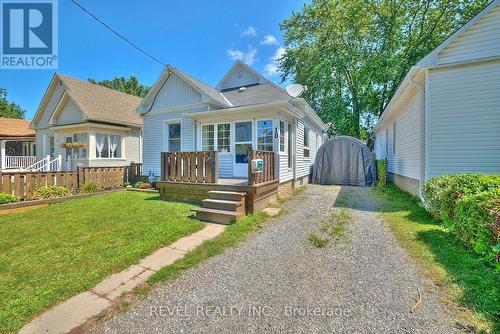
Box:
[312,136,376,186]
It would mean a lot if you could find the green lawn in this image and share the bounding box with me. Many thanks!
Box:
[0,191,204,334]
[373,185,499,334]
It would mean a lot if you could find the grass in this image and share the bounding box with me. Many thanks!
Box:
[373,185,500,334]
[148,211,269,284]
[329,208,352,240]
[0,191,204,334]
[308,234,329,247]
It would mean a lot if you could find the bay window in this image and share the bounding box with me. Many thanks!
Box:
[96,133,122,158]
[72,132,88,158]
[257,119,273,152]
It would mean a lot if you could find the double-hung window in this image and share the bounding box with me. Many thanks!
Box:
[202,123,231,152]
[72,133,88,158]
[96,133,122,158]
[303,127,310,158]
[168,123,181,152]
[279,120,285,152]
[257,119,273,152]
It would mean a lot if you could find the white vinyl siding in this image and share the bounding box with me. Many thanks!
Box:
[428,60,500,177]
[376,88,422,180]
[151,73,202,110]
[295,119,321,179]
[218,67,260,90]
[37,84,65,129]
[438,6,500,65]
[56,99,83,125]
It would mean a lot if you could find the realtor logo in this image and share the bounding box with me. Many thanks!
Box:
[1,0,58,69]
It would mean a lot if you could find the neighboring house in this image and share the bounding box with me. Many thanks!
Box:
[138,60,327,194]
[0,117,36,171]
[374,0,500,197]
[30,74,143,171]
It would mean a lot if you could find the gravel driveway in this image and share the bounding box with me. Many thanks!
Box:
[91,185,460,334]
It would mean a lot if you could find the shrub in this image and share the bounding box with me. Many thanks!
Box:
[0,193,20,204]
[81,181,101,194]
[423,174,500,222]
[32,186,70,200]
[138,182,152,189]
[308,234,328,247]
[455,188,500,268]
[376,159,387,187]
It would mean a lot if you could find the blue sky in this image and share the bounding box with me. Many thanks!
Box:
[0,0,305,119]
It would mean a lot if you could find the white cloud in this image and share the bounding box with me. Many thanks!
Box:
[227,46,258,65]
[241,26,257,37]
[260,34,279,46]
[264,47,286,76]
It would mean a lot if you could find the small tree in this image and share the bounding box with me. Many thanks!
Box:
[88,76,149,98]
[0,88,25,119]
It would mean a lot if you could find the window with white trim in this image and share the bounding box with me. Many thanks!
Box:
[217,123,230,152]
[303,127,310,158]
[72,132,88,158]
[257,119,273,152]
[202,124,215,150]
[96,133,122,158]
[279,120,285,152]
[202,123,231,152]
[168,123,181,152]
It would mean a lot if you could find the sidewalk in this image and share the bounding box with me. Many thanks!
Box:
[19,223,226,334]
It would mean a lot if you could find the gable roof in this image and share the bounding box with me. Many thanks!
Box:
[376,0,499,129]
[216,60,269,91]
[138,65,232,113]
[0,117,35,138]
[222,83,291,107]
[32,74,143,128]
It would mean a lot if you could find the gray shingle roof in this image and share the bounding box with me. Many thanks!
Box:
[57,74,142,127]
[221,83,291,107]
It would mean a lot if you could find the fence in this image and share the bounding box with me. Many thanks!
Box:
[161,151,218,183]
[248,150,276,185]
[0,164,142,200]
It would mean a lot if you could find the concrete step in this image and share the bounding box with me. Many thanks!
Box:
[208,190,246,201]
[192,207,242,225]
[202,199,242,212]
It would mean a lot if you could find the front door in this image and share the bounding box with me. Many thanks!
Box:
[233,121,252,178]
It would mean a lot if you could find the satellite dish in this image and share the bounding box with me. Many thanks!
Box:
[286,83,306,98]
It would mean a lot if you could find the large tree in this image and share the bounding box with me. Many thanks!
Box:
[0,88,25,119]
[88,76,149,98]
[279,0,488,138]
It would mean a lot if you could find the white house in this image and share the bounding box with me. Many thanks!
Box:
[374,0,500,196]
[138,60,327,195]
[30,74,143,171]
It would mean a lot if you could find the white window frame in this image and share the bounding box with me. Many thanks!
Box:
[303,126,310,158]
[95,133,123,159]
[256,118,274,152]
[201,122,231,153]
[279,120,285,152]
[165,121,182,152]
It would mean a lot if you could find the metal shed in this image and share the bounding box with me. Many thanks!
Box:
[312,136,376,186]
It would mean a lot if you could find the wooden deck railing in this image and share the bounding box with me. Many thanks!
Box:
[248,150,276,185]
[161,151,218,183]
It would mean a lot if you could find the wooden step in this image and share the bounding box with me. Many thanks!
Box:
[202,199,242,212]
[208,190,246,201]
[191,207,242,225]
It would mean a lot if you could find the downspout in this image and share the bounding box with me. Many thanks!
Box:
[410,73,426,202]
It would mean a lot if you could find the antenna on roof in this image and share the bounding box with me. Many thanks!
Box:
[285,83,307,98]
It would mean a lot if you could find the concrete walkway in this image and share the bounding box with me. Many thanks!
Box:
[90,185,460,334]
[19,223,225,334]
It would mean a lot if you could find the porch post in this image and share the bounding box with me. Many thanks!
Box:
[0,140,5,169]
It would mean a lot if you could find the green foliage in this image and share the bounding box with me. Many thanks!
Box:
[376,159,387,187]
[88,76,149,97]
[279,0,488,138]
[455,189,500,268]
[423,174,500,221]
[308,234,328,247]
[32,186,70,200]
[80,181,101,194]
[0,88,25,119]
[0,193,20,204]
[423,174,500,269]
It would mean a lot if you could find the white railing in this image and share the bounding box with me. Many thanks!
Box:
[4,156,37,169]
[24,155,62,172]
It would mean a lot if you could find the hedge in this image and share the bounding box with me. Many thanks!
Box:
[423,174,500,269]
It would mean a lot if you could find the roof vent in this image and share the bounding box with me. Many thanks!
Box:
[238,87,246,92]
